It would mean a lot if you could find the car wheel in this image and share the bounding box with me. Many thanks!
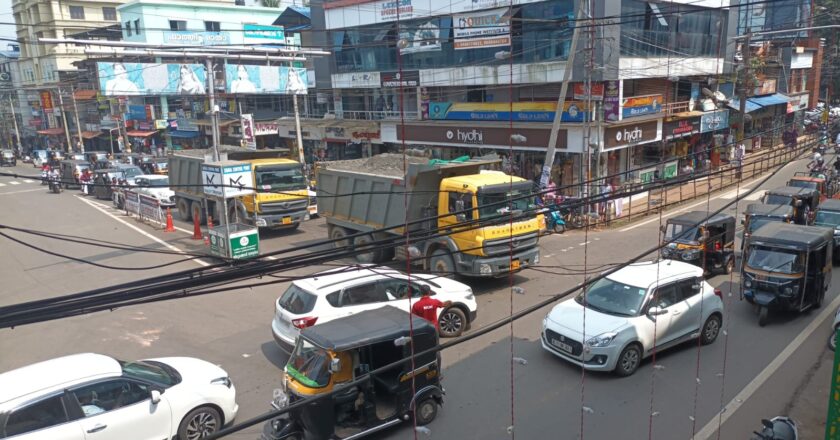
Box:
[758,306,769,327]
[700,315,722,345]
[430,249,456,278]
[438,307,466,337]
[353,234,383,263]
[178,406,221,440]
[413,398,438,426]
[614,343,642,377]
[328,225,350,250]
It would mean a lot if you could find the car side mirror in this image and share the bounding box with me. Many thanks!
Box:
[329,358,342,373]
[150,389,162,404]
[647,306,667,317]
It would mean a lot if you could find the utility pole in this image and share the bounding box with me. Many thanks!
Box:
[56,88,72,153]
[539,0,585,190]
[70,84,84,153]
[8,94,22,153]
[205,58,220,161]
[737,32,751,146]
[292,93,306,173]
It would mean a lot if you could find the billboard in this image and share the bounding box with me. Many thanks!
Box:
[399,18,445,54]
[241,114,256,149]
[243,24,285,44]
[163,31,230,46]
[224,65,308,95]
[622,94,663,119]
[453,8,510,50]
[427,101,589,123]
[97,62,206,96]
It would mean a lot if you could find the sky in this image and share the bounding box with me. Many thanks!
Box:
[0,0,16,49]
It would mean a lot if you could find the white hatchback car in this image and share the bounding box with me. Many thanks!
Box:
[272,266,478,351]
[0,353,238,440]
[542,260,723,376]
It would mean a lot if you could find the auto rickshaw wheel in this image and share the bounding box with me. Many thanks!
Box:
[758,306,769,327]
[829,327,838,351]
[413,398,438,425]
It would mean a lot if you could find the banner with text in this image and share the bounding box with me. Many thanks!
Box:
[241,114,256,149]
[453,8,510,50]
[428,101,589,123]
[163,31,230,46]
[225,65,308,95]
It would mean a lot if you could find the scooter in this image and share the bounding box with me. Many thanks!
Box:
[47,173,62,194]
[544,204,566,234]
[751,417,798,440]
[40,168,49,185]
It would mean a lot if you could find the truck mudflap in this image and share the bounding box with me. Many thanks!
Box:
[459,246,540,277]
[252,210,308,228]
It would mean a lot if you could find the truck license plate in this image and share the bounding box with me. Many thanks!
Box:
[511,260,521,271]
[282,217,292,225]
[551,338,573,353]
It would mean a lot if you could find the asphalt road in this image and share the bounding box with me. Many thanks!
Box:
[0,153,836,439]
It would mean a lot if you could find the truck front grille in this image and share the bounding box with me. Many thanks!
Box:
[260,199,309,215]
[483,233,539,256]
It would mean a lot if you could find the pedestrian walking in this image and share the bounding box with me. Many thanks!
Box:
[411,285,452,332]
[734,142,745,179]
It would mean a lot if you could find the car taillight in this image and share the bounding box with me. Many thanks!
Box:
[291,316,318,329]
[714,288,723,299]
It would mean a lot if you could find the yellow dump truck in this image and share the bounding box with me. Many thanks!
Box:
[169,148,310,229]
[317,154,541,277]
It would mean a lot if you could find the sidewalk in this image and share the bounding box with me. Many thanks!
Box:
[601,137,813,228]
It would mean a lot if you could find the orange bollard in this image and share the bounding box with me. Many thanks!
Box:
[164,208,176,232]
[192,210,202,240]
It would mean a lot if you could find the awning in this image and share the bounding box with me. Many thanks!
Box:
[73,89,98,100]
[748,93,792,107]
[37,128,65,136]
[80,131,101,139]
[167,130,200,139]
[727,99,764,114]
[126,130,157,137]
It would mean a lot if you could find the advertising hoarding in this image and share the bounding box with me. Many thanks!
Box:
[622,94,663,119]
[163,31,230,46]
[399,18,445,54]
[97,63,206,96]
[427,101,589,123]
[241,114,256,149]
[453,8,510,50]
[225,65,308,94]
[201,162,255,198]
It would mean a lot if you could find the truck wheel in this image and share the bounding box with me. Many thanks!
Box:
[191,201,206,225]
[177,198,192,222]
[758,306,769,327]
[329,225,350,250]
[430,249,456,278]
[354,234,383,264]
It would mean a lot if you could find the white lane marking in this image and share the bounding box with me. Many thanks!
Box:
[620,175,767,232]
[579,241,591,246]
[694,292,840,439]
[22,179,34,183]
[743,192,764,201]
[77,197,210,267]
[718,186,756,200]
[9,181,20,185]
[0,188,42,196]
[0,183,5,187]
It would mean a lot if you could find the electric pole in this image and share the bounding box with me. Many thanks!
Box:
[737,32,751,145]
[56,88,72,153]
[70,84,84,153]
[8,94,22,153]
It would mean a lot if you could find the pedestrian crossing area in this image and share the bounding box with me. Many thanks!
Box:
[0,179,36,187]
[719,187,764,201]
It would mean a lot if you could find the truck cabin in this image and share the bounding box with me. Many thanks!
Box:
[440,174,536,223]
[251,159,307,193]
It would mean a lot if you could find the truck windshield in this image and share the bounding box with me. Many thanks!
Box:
[815,211,840,227]
[746,246,803,274]
[664,223,701,242]
[764,194,792,205]
[476,187,535,218]
[287,339,331,388]
[255,165,306,192]
[788,180,818,191]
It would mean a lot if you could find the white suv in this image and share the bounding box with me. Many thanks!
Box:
[541,260,723,376]
[0,353,238,440]
[132,175,175,208]
[271,266,478,351]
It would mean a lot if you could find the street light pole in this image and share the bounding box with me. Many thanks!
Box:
[8,94,22,154]
[737,32,751,146]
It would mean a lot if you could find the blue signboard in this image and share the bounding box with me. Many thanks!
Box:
[427,101,588,123]
[125,105,147,121]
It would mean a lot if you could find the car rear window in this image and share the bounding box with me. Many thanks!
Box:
[278,284,317,314]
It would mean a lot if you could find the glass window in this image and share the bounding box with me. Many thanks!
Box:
[71,380,150,417]
[278,284,317,314]
[664,223,701,242]
[476,186,536,218]
[650,284,680,309]
[134,19,141,35]
[4,396,68,437]
[376,279,418,300]
[69,6,85,19]
[746,247,803,274]
[675,279,700,301]
[254,164,306,192]
[120,360,180,386]
[287,339,331,388]
[815,211,840,227]
[343,284,388,305]
[125,21,132,37]
[102,7,117,21]
[169,20,186,31]
[764,194,792,205]
[575,277,648,316]
[448,192,473,220]
[205,21,220,32]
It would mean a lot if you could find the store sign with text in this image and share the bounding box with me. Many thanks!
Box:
[603,120,660,151]
[243,24,285,44]
[622,95,662,119]
[352,130,381,142]
[163,31,231,46]
[428,101,589,123]
[254,122,279,136]
[453,8,511,50]
[699,109,729,133]
[663,117,700,140]
[381,71,420,87]
[573,82,604,101]
[395,124,567,149]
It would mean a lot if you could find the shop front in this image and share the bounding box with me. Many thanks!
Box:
[603,119,662,183]
[729,94,791,151]
[698,109,730,167]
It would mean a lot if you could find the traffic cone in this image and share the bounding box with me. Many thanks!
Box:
[164,208,175,233]
[204,216,214,246]
[192,213,202,240]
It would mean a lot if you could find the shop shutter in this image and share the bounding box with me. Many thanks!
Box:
[626,78,673,101]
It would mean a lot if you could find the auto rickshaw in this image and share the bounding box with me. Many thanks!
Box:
[788,172,833,202]
[660,211,736,275]
[742,222,833,326]
[263,307,444,440]
[814,199,840,262]
[761,186,821,225]
[741,203,794,250]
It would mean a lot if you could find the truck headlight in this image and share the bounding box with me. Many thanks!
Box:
[271,389,289,409]
[585,332,618,348]
[744,279,753,288]
[256,218,268,227]
[479,264,493,275]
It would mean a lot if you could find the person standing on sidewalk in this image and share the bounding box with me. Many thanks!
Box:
[734,142,745,179]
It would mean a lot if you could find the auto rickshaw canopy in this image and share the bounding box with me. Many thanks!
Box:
[745,203,794,218]
[817,199,840,213]
[764,186,821,205]
[749,223,833,251]
[300,307,437,352]
[667,211,736,240]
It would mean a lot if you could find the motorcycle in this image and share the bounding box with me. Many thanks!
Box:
[47,172,62,194]
[751,417,798,440]
[40,168,49,185]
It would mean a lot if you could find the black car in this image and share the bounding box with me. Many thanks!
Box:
[0,149,15,167]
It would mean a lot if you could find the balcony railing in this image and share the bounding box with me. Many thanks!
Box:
[664,101,691,116]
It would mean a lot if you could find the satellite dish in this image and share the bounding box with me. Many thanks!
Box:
[702,88,715,98]
[713,91,726,102]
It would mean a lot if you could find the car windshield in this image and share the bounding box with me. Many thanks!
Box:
[120,360,180,386]
[788,180,818,191]
[815,210,840,227]
[255,164,306,192]
[746,246,803,274]
[149,177,170,187]
[664,223,701,242]
[575,277,648,317]
[476,186,536,218]
[287,339,331,388]
[123,167,143,179]
[764,194,792,205]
